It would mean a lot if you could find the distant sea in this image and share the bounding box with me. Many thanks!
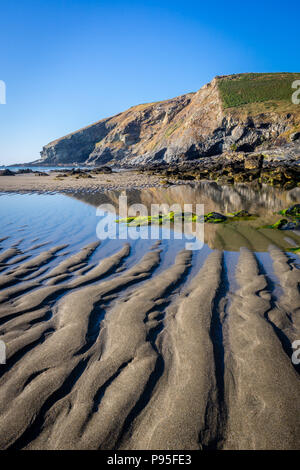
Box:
[0,164,126,173]
[0,165,91,172]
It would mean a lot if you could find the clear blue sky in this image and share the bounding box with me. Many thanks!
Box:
[0,0,299,164]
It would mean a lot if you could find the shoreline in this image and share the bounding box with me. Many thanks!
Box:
[0,167,299,195]
[2,147,300,192]
[0,171,164,193]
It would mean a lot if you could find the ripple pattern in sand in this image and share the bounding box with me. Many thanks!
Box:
[0,237,299,450]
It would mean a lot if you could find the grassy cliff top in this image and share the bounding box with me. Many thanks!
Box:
[217,72,300,110]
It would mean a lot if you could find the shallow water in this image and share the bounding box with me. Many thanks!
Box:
[1,182,300,258]
[1,182,299,290]
[68,181,300,252]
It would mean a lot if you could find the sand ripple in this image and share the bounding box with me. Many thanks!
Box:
[0,238,299,449]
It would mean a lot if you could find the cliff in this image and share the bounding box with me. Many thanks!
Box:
[39,73,300,166]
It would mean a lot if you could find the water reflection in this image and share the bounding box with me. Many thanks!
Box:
[67,182,300,252]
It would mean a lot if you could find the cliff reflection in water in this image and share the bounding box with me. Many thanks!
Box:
[67,182,300,252]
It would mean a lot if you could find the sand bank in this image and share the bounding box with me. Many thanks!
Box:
[0,171,162,193]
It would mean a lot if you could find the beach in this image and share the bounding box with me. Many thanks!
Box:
[1,0,300,455]
[0,171,163,193]
[0,187,299,450]
[0,239,299,449]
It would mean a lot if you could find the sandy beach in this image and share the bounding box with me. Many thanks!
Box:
[0,228,299,449]
[0,171,163,193]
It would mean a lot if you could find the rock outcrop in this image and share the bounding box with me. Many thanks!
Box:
[39,73,300,166]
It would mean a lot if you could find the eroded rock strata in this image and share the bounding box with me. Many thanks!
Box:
[38,73,300,168]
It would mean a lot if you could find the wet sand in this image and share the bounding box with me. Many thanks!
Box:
[0,235,299,449]
[0,171,162,193]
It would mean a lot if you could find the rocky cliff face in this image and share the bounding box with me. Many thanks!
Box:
[39,73,300,166]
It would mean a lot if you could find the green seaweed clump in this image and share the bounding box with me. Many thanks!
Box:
[279,204,300,218]
[116,211,199,226]
[172,212,199,222]
[288,246,300,254]
[261,218,288,230]
[123,215,164,226]
[204,212,227,224]
[116,211,231,226]
[116,216,137,223]
[227,210,257,220]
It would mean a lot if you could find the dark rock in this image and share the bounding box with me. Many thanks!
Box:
[93,166,113,174]
[267,218,300,230]
[244,154,264,170]
[271,219,289,229]
[282,204,300,217]
[0,169,15,176]
[17,168,34,174]
[229,210,253,218]
[204,212,227,223]
[280,221,300,230]
[290,132,300,141]
[217,175,234,184]
[70,168,84,175]
[179,174,196,181]
[233,172,250,183]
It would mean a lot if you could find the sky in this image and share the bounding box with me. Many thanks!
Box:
[0,0,299,165]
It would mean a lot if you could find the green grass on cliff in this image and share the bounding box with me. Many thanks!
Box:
[217,73,300,109]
